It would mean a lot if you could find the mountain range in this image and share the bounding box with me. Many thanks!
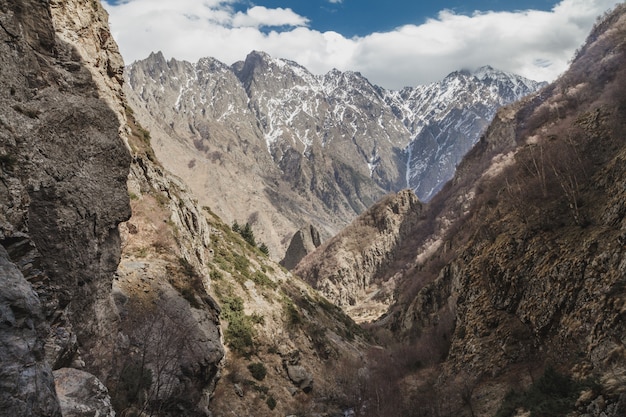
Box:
[124,51,544,259]
[2,1,625,417]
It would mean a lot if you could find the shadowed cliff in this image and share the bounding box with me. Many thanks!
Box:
[0,0,130,414]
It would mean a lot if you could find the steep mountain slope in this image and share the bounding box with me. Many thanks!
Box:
[124,53,542,261]
[117,119,369,416]
[390,66,545,200]
[0,1,370,417]
[430,12,626,412]
[198,211,370,417]
[298,5,626,416]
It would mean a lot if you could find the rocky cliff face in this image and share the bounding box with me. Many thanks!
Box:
[295,189,423,322]
[125,52,542,259]
[294,5,626,416]
[365,5,626,416]
[438,13,626,411]
[1,2,370,416]
[112,129,225,415]
[0,0,130,413]
[0,246,61,415]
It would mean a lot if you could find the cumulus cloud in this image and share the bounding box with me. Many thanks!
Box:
[232,6,308,28]
[104,0,620,90]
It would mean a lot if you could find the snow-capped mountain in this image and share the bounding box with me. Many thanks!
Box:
[231,51,409,193]
[124,51,544,257]
[384,66,545,200]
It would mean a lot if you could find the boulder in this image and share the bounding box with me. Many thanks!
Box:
[54,368,115,417]
[285,365,313,393]
[281,224,322,270]
[0,247,61,416]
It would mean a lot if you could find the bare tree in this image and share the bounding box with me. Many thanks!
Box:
[113,298,203,416]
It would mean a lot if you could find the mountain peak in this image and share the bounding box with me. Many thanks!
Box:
[145,50,166,64]
[472,64,546,87]
[473,64,496,75]
[246,50,271,62]
[196,56,230,73]
[472,65,516,82]
[136,50,170,79]
[234,50,316,88]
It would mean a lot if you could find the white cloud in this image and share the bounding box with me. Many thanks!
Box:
[104,0,621,90]
[232,6,308,28]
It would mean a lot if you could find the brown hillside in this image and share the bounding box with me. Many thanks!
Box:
[375,5,626,417]
[297,4,626,416]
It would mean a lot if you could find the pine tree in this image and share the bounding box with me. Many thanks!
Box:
[240,223,256,247]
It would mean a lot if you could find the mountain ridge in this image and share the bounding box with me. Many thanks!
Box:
[125,50,544,261]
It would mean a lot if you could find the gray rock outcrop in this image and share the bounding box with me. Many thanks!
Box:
[1,0,130,413]
[281,224,321,270]
[54,368,115,417]
[285,365,314,393]
[282,350,313,393]
[0,247,61,416]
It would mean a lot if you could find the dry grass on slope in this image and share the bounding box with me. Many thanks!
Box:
[201,208,371,417]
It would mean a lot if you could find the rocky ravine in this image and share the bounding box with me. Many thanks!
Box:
[4,1,624,417]
[295,189,423,322]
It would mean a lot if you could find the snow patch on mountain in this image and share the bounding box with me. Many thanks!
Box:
[126,51,545,204]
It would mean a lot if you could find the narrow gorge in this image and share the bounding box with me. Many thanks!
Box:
[1,1,625,417]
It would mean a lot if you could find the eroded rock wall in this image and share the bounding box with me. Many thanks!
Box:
[295,189,423,321]
[0,247,61,416]
[0,0,130,412]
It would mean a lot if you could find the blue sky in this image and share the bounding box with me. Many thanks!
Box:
[103,0,620,89]
[229,1,560,36]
